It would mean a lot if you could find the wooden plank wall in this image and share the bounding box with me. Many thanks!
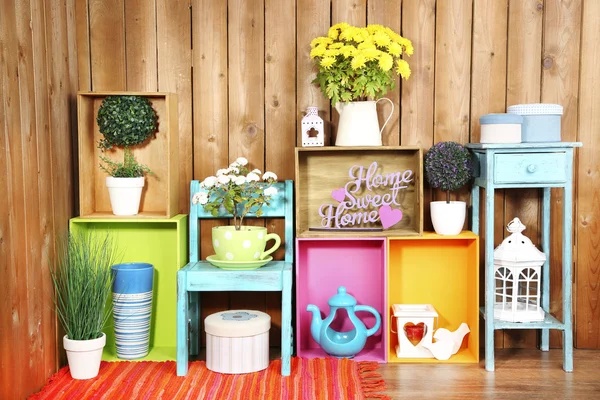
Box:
[0,0,78,398]
[2,0,600,397]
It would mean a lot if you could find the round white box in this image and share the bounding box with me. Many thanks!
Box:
[479,113,523,143]
[205,310,270,374]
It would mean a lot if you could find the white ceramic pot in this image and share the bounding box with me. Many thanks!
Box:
[106,176,145,216]
[430,201,466,235]
[334,99,394,146]
[63,333,106,379]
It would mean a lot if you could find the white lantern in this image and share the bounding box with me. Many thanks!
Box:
[392,304,438,358]
[493,217,546,322]
[301,106,324,147]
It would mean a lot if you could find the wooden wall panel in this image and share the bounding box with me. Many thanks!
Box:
[1,0,77,398]
[542,0,582,348]
[89,0,125,90]
[125,0,157,91]
[576,0,600,349]
[297,0,331,146]
[265,0,297,345]
[157,0,192,214]
[504,0,544,348]
[471,0,509,348]
[368,0,401,146]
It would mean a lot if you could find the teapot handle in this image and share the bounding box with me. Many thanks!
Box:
[375,97,394,136]
[354,305,381,337]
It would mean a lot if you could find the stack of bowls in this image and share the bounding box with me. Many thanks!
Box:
[111,262,154,359]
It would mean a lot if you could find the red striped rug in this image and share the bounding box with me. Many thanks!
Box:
[30,358,390,399]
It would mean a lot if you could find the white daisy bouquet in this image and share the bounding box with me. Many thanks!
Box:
[193,157,278,230]
[310,22,413,105]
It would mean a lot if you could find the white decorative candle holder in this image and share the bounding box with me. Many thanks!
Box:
[392,304,438,358]
[301,106,324,147]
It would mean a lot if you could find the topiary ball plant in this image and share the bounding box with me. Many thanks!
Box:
[96,95,158,150]
[424,141,473,203]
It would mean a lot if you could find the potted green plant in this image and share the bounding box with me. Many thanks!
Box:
[310,23,413,146]
[193,157,281,267]
[50,231,119,379]
[97,95,158,216]
[424,141,474,235]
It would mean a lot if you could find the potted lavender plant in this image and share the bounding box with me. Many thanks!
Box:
[424,141,473,235]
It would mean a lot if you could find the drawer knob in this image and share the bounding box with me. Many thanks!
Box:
[527,164,537,173]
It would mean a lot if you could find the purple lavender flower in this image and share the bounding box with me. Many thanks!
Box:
[424,141,473,202]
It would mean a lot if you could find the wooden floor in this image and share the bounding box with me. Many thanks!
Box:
[378,349,600,399]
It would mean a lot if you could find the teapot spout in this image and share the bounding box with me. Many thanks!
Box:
[306,304,323,345]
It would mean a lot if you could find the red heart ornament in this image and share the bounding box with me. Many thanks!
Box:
[403,322,427,347]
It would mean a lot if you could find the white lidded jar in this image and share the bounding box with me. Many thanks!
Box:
[479,113,523,144]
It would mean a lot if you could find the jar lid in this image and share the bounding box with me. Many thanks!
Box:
[507,103,563,115]
[480,113,523,125]
[494,218,546,264]
[204,310,271,337]
[328,286,357,307]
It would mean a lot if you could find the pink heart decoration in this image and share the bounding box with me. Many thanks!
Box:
[379,205,403,229]
[331,188,346,203]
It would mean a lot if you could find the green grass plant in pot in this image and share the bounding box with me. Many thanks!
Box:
[193,157,281,269]
[424,141,474,235]
[50,231,119,379]
[97,95,157,216]
[310,23,413,146]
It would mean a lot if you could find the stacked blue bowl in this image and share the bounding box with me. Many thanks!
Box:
[111,263,154,359]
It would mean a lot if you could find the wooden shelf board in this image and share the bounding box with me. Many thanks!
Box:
[387,348,478,364]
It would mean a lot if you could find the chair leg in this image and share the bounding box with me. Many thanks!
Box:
[281,268,292,376]
[176,270,188,376]
[189,291,200,356]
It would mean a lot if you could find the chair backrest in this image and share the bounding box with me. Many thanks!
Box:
[188,180,294,264]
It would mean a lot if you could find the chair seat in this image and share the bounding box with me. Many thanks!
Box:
[182,261,291,291]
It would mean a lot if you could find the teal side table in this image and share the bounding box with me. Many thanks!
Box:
[466,142,582,372]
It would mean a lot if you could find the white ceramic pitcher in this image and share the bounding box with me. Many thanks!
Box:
[334,98,394,146]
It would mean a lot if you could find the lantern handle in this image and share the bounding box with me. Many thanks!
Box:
[507,217,526,234]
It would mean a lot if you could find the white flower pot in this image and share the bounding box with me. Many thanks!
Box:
[430,201,466,235]
[106,176,145,216]
[63,333,106,379]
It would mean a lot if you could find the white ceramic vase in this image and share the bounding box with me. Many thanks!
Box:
[430,201,466,235]
[63,333,106,379]
[334,98,394,146]
[106,176,145,216]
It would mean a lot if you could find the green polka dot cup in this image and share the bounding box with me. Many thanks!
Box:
[212,226,281,262]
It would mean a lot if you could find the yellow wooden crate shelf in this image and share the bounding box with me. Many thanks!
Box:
[386,231,480,363]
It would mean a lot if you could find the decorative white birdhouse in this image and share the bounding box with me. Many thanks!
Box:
[392,304,438,358]
[301,106,324,147]
[494,217,547,322]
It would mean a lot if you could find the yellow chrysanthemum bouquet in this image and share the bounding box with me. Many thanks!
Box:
[310,23,413,106]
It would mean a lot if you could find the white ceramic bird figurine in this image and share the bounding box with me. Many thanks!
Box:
[432,323,470,355]
[420,338,454,361]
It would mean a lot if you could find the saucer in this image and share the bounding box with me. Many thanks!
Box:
[206,255,273,270]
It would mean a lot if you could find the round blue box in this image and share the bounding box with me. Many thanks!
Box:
[507,103,563,142]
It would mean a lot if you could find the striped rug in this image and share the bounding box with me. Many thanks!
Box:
[29,358,390,399]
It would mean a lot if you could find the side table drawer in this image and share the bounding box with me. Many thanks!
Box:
[494,153,566,184]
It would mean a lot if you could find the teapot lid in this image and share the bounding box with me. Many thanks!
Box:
[328,286,357,307]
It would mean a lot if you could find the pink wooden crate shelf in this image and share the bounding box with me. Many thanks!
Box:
[295,237,387,363]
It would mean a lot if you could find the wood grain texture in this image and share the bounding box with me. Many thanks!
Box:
[504,0,544,348]
[89,0,125,90]
[297,0,331,146]
[542,0,582,348]
[74,0,91,90]
[331,0,367,143]
[400,0,435,230]
[31,0,58,378]
[368,0,401,146]
[576,0,600,349]
[157,0,192,214]
[125,0,157,91]
[227,0,266,314]
[471,0,509,347]
[265,0,296,345]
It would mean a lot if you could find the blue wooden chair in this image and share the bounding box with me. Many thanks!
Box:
[176,180,294,376]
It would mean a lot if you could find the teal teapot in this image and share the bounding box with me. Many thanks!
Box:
[306,286,381,358]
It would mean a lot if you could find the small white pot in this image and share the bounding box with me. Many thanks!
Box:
[106,176,145,216]
[63,333,106,379]
[431,201,466,235]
